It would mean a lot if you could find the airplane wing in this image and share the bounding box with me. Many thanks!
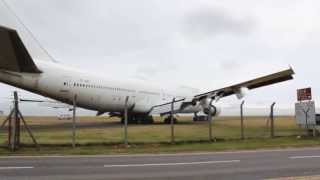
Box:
[149,68,294,115]
[193,68,294,101]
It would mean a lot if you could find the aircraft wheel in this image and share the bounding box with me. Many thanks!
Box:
[164,116,178,124]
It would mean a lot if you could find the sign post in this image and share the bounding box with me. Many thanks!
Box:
[295,88,316,135]
[295,101,316,128]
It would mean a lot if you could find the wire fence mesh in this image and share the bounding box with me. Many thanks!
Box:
[0,115,306,147]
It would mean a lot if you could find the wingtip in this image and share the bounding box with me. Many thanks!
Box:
[288,65,295,75]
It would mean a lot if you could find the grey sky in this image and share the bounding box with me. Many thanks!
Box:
[0,0,319,116]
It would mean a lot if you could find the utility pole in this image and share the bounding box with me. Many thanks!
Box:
[240,101,245,140]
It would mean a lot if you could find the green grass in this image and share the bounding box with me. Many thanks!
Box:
[0,116,317,156]
[0,137,319,156]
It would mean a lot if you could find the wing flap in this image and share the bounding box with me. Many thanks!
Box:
[149,99,185,115]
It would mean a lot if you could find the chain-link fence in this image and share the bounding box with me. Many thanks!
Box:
[0,114,306,147]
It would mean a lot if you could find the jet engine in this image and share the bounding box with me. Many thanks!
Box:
[236,87,249,99]
[201,98,221,116]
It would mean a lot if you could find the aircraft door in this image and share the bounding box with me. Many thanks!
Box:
[59,76,73,101]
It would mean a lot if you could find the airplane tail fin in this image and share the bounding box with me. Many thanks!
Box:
[0,25,41,73]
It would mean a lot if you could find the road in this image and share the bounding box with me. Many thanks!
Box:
[1,148,320,180]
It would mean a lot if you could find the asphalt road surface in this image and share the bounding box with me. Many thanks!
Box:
[1,148,320,180]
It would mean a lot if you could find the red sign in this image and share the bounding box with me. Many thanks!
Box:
[297,88,312,101]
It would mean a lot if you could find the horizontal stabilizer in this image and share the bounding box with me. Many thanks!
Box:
[0,25,41,73]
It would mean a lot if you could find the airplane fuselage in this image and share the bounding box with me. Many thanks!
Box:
[0,60,199,115]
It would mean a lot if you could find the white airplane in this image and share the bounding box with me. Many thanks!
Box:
[0,25,295,123]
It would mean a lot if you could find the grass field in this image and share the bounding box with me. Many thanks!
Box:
[0,116,318,155]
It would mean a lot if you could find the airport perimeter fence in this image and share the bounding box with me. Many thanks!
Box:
[0,101,307,148]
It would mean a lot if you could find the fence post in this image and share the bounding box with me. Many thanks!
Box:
[208,99,214,142]
[14,92,21,148]
[72,95,77,148]
[171,98,175,144]
[313,126,317,137]
[240,100,245,140]
[8,91,19,151]
[270,102,276,138]
[124,96,129,147]
[4,91,38,151]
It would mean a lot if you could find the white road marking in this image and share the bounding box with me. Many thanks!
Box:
[268,175,320,180]
[0,166,34,170]
[104,160,240,168]
[290,156,320,159]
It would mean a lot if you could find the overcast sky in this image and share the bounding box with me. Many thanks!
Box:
[0,0,319,116]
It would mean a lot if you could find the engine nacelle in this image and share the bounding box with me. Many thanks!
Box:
[203,105,221,116]
[179,101,202,114]
[236,87,249,99]
[201,98,221,116]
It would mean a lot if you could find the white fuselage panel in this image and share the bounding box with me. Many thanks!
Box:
[0,61,194,114]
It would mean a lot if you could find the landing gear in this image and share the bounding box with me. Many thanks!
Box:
[121,114,154,124]
[193,112,208,122]
[193,112,199,122]
[163,116,178,124]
